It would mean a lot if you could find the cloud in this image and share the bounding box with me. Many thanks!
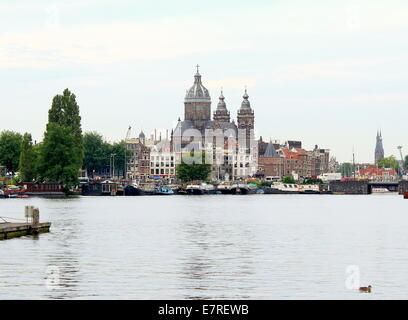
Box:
[270,57,399,83]
[2,1,408,69]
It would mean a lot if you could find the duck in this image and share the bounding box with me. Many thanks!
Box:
[359,285,372,293]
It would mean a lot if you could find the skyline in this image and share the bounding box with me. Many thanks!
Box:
[1,0,407,163]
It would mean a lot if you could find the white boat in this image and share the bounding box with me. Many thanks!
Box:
[372,187,390,193]
[186,183,216,195]
[265,182,299,194]
[217,183,232,194]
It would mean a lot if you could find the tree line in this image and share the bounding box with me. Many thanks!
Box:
[0,89,126,192]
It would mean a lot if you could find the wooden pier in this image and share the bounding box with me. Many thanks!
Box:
[0,206,51,240]
[0,222,51,240]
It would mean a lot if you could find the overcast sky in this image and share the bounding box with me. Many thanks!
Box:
[0,0,407,163]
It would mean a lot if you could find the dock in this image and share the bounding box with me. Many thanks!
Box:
[0,206,51,240]
[0,222,51,240]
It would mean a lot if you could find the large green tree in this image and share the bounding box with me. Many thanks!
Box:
[377,156,400,171]
[0,130,23,175]
[39,89,84,191]
[176,152,212,183]
[404,155,408,171]
[19,133,36,181]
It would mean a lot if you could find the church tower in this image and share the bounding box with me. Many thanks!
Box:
[374,130,384,164]
[184,65,211,132]
[237,89,255,151]
[213,90,230,124]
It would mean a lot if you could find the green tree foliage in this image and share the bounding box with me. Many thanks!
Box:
[0,130,23,175]
[176,152,212,183]
[39,124,78,189]
[19,133,36,181]
[302,177,323,185]
[39,89,83,191]
[377,156,400,171]
[83,132,108,176]
[282,176,296,184]
[404,155,408,170]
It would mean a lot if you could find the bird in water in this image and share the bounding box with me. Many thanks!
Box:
[359,285,372,293]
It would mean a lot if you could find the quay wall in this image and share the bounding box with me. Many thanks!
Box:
[329,181,369,194]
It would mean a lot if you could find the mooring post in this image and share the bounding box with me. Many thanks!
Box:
[32,207,39,226]
[25,205,34,223]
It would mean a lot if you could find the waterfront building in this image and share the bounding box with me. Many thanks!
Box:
[374,130,385,164]
[358,165,398,182]
[126,131,151,183]
[257,140,285,178]
[233,146,258,179]
[149,142,176,182]
[171,66,258,180]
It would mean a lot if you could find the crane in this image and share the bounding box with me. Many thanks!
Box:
[124,126,132,180]
[397,146,405,176]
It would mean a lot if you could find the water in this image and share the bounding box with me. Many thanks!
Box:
[0,194,407,299]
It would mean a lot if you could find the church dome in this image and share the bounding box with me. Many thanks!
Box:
[240,89,251,110]
[216,90,227,110]
[139,130,145,139]
[184,65,211,102]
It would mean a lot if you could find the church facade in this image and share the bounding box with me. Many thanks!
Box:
[172,67,257,180]
[173,67,255,149]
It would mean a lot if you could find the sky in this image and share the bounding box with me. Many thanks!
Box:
[0,0,407,163]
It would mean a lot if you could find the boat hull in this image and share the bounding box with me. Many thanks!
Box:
[264,188,299,194]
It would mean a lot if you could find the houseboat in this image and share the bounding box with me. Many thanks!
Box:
[230,184,253,195]
[186,183,216,195]
[298,184,320,194]
[265,182,300,194]
[216,182,232,194]
[82,180,117,196]
[19,182,65,197]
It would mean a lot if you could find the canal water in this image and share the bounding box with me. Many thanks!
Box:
[0,194,407,299]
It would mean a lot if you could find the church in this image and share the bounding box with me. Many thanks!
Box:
[172,66,255,153]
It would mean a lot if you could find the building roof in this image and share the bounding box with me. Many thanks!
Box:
[281,147,307,159]
[263,140,279,157]
[359,165,397,177]
[216,90,227,111]
[239,89,251,111]
[184,66,211,103]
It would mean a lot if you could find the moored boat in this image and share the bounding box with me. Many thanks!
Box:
[216,183,232,194]
[372,187,390,194]
[265,182,300,194]
[230,184,253,195]
[186,183,216,195]
[154,185,174,195]
[298,184,320,194]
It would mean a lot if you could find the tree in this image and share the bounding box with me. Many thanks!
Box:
[282,176,296,184]
[0,130,23,175]
[83,132,107,176]
[39,89,84,191]
[377,156,400,171]
[176,152,212,183]
[19,133,36,181]
[302,177,323,185]
[404,155,408,170]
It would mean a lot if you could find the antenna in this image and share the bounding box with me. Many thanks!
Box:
[398,146,405,175]
[352,146,356,180]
